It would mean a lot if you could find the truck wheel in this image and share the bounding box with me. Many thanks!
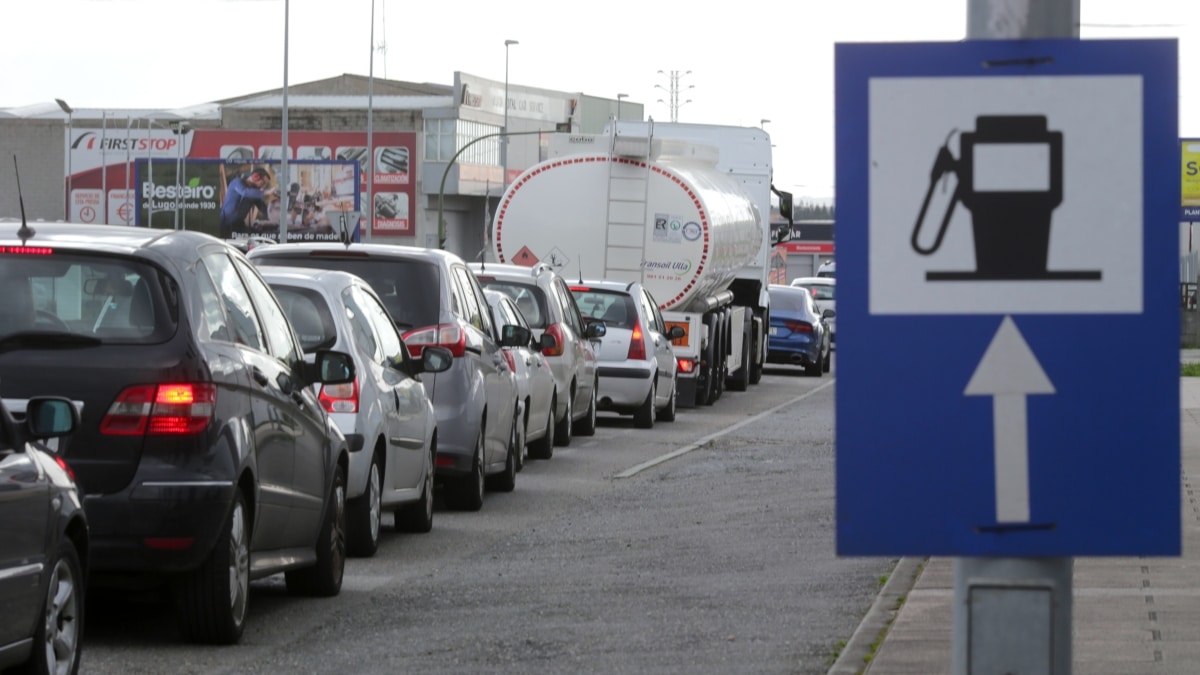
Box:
[750,320,765,384]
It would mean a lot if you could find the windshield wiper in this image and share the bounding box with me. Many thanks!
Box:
[0,332,103,352]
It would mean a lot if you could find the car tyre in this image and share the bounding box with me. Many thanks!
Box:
[553,390,573,447]
[448,429,485,511]
[346,450,382,557]
[822,346,832,373]
[486,413,519,493]
[29,537,84,675]
[175,491,249,645]
[285,467,347,597]
[576,380,598,436]
[657,376,677,422]
[634,379,655,429]
[805,357,823,377]
[528,393,555,459]
[396,441,435,534]
[514,402,527,473]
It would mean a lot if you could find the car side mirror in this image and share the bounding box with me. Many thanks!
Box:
[585,321,606,339]
[499,324,532,348]
[25,397,78,439]
[667,325,686,340]
[539,333,558,351]
[307,350,356,385]
[420,346,454,374]
[822,308,836,319]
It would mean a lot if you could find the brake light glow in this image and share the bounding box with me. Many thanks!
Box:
[627,321,647,361]
[569,285,591,292]
[542,323,566,357]
[101,383,216,436]
[143,537,194,550]
[783,320,814,334]
[319,378,359,413]
[0,245,53,255]
[676,357,695,373]
[403,323,467,358]
[53,456,75,481]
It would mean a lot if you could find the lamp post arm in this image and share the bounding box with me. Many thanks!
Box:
[438,128,546,250]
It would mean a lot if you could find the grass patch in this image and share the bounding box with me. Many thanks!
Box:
[1183,363,1200,377]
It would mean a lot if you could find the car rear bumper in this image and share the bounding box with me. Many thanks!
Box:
[766,340,820,367]
[597,363,654,410]
[84,481,237,575]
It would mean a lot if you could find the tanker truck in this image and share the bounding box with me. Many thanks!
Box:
[491,121,792,407]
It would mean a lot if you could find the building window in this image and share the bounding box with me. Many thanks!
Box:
[424,118,500,165]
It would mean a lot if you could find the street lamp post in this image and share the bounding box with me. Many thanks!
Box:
[55,98,73,221]
[760,118,771,129]
[503,39,518,187]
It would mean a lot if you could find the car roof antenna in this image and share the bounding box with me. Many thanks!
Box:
[12,155,35,245]
[477,246,487,272]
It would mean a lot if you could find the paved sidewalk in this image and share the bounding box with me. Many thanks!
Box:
[831,374,1200,675]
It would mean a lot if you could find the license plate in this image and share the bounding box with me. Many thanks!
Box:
[768,326,779,336]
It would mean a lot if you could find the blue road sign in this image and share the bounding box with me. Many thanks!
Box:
[835,39,1180,557]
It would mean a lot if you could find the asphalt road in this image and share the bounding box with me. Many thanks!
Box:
[78,359,895,674]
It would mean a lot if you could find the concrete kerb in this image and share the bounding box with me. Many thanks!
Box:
[826,556,924,675]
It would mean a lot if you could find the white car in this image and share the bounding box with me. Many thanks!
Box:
[259,267,452,557]
[790,276,836,346]
[569,279,682,428]
[484,290,558,464]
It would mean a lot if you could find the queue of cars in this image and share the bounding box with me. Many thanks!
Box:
[0,219,831,670]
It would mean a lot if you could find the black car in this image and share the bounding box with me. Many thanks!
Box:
[0,395,87,675]
[0,221,356,645]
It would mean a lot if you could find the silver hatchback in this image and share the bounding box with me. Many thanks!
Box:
[570,279,682,428]
[470,263,604,446]
[258,267,452,557]
[249,244,522,513]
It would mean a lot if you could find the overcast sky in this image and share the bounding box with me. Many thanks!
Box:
[4,0,1196,201]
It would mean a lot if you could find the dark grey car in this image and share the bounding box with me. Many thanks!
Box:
[0,395,87,675]
[0,221,356,646]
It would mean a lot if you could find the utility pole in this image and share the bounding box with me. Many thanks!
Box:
[655,70,693,123]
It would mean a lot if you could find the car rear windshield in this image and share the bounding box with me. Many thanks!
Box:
[769,290,812,314]
[253,254,440,330]
[476,280,549,328]
[0,250,177,343]
[269,285,338,352]
[800,284,835,301]
[569,289,638,330]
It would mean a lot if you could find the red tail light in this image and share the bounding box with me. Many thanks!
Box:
[101,383,216,436]
[677,357,695,373]
[783,320,814,334]
[53,456,75,481]
[403,322,467,358]
[319,378,359,413]
[627,321,647,360]
[542,323,566,357]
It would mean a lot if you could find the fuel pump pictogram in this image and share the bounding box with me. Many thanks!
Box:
[911,115,1101,281]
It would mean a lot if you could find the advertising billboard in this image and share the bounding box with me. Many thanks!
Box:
[66,128,416,236]
[136,158,360,243]
[1183,138,1200,220]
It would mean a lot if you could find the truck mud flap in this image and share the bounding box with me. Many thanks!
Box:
[676,375,700,408]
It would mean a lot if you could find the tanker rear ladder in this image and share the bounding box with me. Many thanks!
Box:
[603,120,654,283]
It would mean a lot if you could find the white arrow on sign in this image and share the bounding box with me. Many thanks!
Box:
[964,316,1055,524]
